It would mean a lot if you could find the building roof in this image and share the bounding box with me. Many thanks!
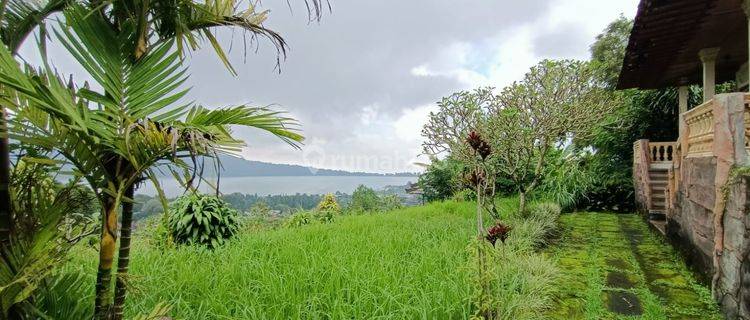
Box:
[617,0,748,90]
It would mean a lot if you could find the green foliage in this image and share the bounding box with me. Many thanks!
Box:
[537,147,594,211]
[470,242,558,320]
[283,210,315,228]
[589,15,633,88]
[349,185,381,212]
[315,194,341,223]
[418,157,462,202]
[380,194,403,211]
[470,201,560,319]
[222,192,323,215]
[140,215,174,250]
[0,180,92,319]
[67,201,477,319]
[451,189,476,202]
[30,270,94,320]
[167,194,240,248]
[316,193,341,214]
[249,201,272,218]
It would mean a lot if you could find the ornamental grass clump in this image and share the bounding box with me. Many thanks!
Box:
[167,194,240,248]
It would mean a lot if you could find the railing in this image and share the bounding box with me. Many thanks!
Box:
[684,99,715,157]
[648,142,676,164]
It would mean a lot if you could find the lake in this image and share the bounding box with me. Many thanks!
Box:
[137,176,417,197]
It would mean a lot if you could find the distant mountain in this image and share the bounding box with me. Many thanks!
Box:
[215,156,418,177]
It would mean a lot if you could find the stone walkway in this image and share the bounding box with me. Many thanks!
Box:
[546,213,724,319]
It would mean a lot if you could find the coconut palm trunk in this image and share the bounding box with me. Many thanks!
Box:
[95,195,120,318]
[113,184,135,320]
[0,108,11,244]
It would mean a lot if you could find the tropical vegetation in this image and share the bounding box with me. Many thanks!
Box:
[0,0,322,318]
[0,2,725,319]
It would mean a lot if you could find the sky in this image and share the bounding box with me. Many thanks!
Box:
[19,0,640,174]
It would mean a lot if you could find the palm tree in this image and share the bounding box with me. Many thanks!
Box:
[0,1,328,317]
[0,0,72,244]
[0,0,326,244]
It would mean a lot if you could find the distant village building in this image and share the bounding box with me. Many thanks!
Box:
[622,0,750,317]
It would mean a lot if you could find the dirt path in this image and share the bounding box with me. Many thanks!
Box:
[546,213,723,319]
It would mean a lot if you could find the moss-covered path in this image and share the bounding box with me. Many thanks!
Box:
[547,213,723,319]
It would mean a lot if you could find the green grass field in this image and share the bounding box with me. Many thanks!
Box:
[69,201,481,319]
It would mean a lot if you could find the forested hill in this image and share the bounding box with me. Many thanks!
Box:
[215,156,418,177]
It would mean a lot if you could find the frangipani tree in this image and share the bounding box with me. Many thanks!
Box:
[421,88,503,218]
[486,60,615,212]
[0,3,310,318]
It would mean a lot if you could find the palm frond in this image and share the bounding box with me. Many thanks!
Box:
[0,0,67,52]
[184,105,304,148]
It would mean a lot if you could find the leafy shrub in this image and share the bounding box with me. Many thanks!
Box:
[167,194,240,248]
[349,185,381,212]
[537,147,594,211]
[451,188,476,202]
[418,157,461,202]
[31,270,94,320]
[283,210,315,228]
[315,193,341,223]
[249,201,272,218]
[380,194,403,211]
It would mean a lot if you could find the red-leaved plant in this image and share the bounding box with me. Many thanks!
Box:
[466,131,491,160]
[485,222,511,246]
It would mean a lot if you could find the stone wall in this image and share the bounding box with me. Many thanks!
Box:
[717,176,750,319]
[635,93,750,319]
[669,172,750,318]
[668,156,717,283]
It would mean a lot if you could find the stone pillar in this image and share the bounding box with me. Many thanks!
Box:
[676,85,689,206]
[699,48,720,102]
[678,85,689,132]
[744,0,750,91]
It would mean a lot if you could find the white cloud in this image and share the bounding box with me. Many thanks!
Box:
[18,0,641,173]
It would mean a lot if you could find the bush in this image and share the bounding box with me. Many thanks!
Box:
[315,193,341,222]
[249,201,272,218]
[166,194,240,248]
[537,147,594,211]
[380,194,403,211]
[418,157,461,202]
[451,188,476,202]
[349,185,381,212]
[284,210,315,228]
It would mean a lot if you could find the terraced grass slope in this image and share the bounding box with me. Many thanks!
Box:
[547,213,723,320]
[70,201,477,319]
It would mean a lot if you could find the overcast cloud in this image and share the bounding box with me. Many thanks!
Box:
[19,0,639,173]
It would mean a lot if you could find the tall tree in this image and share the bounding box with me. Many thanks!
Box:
[486,60,614,212]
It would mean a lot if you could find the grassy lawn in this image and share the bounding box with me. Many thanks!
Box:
[64,201,716,319]
[547,213,722,320]
[69,201,478,319]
